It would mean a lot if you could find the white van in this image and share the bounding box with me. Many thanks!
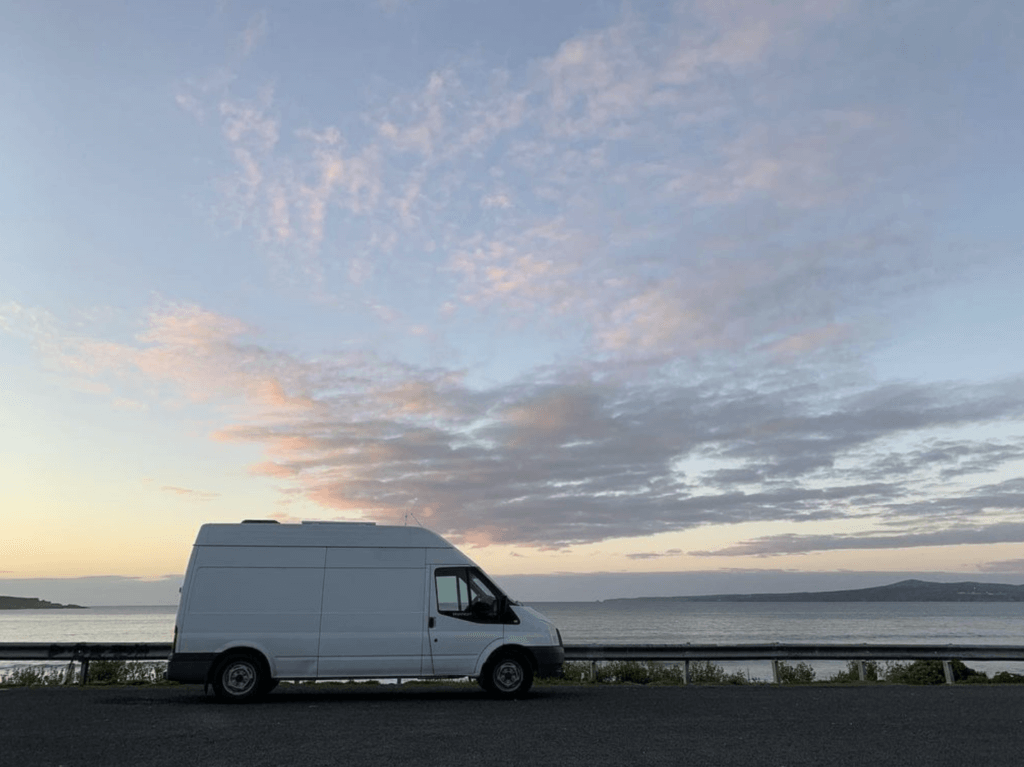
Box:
[166,520,564,701]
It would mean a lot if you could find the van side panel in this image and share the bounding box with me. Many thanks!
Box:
[317,547,427,677]
[180,546,325,679]
[194,545,325,568]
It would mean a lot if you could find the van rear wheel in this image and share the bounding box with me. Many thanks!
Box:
[212,653,267,703]
[483,651,533,698]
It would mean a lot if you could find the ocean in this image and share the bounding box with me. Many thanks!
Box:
[3,601,1023,680]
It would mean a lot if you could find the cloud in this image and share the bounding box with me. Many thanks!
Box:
[239,11,267,57]
[5,300,1024,551]
[173,0,941,361]
[691,522,1024,558]
[160,486,220,500]
[1,301,321,415]
[480,193,512,210]
[251,461,299,478]
[9,3,1019,558]
[378,71,450,159]
[197,348,1024,548]
[978,559,1024,574]
[626,549,683,560]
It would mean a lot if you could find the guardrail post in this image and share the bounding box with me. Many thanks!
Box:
[589,661,597,683]
[942,661,954,685]
[80,659,90,686]
[771,660,780,684]
[683,660,690,685]
[858,661,867,682]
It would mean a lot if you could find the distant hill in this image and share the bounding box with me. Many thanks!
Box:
[604,580,1024,603]
[0,596,86,610]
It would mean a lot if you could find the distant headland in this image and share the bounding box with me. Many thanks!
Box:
[604,579,1024,603]
[0,596,87,610]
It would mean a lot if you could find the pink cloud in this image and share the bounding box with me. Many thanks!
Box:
[250,461,299,478]
[160,486,219,500]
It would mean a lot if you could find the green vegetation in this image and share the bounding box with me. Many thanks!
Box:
[0,665,74,686]
[540,658,1024,686]
[3,658,1023,688]
[0,661,169,687]
[775,661,816,684]
[991,671,1024,683]
[824,660,992,685]
[543,660,750,685]
[828,660,882,683]
[87,661,169,685]
[881,660,986,685]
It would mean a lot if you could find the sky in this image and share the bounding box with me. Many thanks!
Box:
[2,0,1024,604]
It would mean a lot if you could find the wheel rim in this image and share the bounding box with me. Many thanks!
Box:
[223,660,257,696]
[493,659,524,692]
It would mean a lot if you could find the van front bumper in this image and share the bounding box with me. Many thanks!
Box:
[166,653,215,684]
[533,645,565,678]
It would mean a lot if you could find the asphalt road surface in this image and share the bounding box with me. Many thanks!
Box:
[3,683,1023,766]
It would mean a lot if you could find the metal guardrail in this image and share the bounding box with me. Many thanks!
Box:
[3,642,1023,685]
[0,643,172,684]
[562,643,1024,684]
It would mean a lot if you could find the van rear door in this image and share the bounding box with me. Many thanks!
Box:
[183,545,325,679]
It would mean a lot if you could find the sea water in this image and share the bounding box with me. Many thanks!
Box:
[535,600,1024,679]
[2,601,1023,680]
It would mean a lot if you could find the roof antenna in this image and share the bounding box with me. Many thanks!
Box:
[404,499,422,527]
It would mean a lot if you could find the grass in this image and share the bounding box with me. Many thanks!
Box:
[0,661,169,687]
[87,660,169,685]
[541,659,1024,686]
[0,664,74,686]
[544,660,753,685]
[3,658,1023,688]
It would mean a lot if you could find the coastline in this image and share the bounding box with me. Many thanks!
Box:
[0,597,86,610]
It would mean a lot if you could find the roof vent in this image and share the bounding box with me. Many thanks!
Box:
[241,519,280,524]
[300,521,377,526]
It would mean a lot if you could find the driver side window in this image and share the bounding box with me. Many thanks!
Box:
[436,570,471,613]
[435,567,501,622]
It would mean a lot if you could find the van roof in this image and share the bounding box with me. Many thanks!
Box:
[195,522,455,548]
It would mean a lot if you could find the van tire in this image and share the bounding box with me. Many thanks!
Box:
[211,653,267,703]
[482,651,533,698]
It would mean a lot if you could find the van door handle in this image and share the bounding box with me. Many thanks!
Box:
[428,617,435,628]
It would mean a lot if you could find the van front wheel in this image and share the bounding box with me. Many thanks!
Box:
[212,653,266,703]
[483,652,533,698]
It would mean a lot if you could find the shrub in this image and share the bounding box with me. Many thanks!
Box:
[597,660,672,684]
[546,660,748,685]
[991,671,1024,684]
[884,660,986,685]
[775,661,815,684]
[550,661,592,683]
[0,664,72,686]
[88,661,168,685]
[828,661,881,683]
[687,660,749,685]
